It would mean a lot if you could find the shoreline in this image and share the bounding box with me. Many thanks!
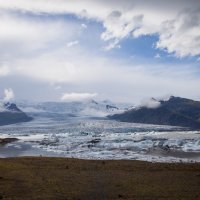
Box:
[0,139,200,163]
[0,157,199,199]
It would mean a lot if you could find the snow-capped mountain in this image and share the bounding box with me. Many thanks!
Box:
[0,101,32,126]
[0,102,21,113]
[17,99,131,118]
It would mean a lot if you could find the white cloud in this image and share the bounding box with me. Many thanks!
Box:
[13,55,78,83]
[104,39,121,51]
[154,54,161,59]
[101,12,143,41]
[81,23,87,29]
[4,88,14,101]
[67,40,79,47]
[0,1,199,56]
[0,65,10,76]
[156,9,200,57]
[0,10,79,58]
[140,98,161,109]
[61,92,97,102]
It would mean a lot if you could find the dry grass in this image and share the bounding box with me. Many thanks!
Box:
[0,157,199,200]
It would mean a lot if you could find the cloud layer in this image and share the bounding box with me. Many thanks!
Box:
[0,1,200,102]
[0,0,199,57]
[140,98,161,109]
[4,88,14,101]
[61,92,97,102]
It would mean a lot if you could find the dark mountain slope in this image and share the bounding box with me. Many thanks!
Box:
[109,96,200,129]
[0,102,33,126]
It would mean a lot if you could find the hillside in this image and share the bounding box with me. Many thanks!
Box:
[109,96,200,129]
[0,102,32,126]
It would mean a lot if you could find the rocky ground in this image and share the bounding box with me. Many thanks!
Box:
[0,157,199,200]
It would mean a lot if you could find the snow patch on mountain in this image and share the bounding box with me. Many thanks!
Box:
[0,101,20,113]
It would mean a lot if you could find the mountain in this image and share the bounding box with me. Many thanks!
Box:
[0,102,33,126]
[17,99,128,118]
[108,96,200,129]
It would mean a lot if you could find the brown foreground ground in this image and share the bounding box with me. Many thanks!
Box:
[0,157,199,200]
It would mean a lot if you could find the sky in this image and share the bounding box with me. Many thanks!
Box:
[0,0,200,103]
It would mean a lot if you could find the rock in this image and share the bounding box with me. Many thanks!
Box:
[0,138,19,145]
